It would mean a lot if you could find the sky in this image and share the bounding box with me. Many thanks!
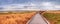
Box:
[0,0,60,11]
[0,0,60,5]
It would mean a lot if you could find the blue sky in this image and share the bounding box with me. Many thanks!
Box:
[0,0,31,5]
[0,0,60,5]
[0,0,60,11]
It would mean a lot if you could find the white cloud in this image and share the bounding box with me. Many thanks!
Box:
[39,2,54,10]
[39,2,60,10]
[0,2,60,11]
[0,3,39,11]
[41,2,53,6]
[54,5,60,8]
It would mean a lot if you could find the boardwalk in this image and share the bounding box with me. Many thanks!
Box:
[29,13,48,24]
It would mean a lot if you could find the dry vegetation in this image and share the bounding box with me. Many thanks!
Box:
[42,10,60,24]
[0,11,36,24]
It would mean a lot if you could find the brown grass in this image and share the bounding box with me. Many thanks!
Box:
[0,11,36,24]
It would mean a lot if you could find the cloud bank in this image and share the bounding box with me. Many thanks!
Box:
[0,0,60,11]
